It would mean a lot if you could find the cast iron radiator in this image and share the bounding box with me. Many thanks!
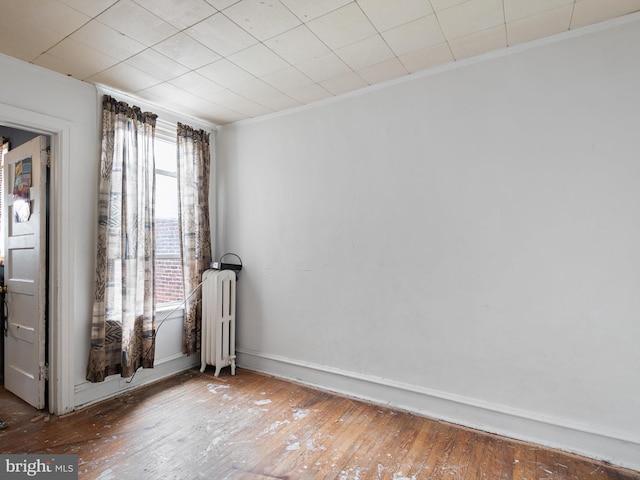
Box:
[200,269,236,377]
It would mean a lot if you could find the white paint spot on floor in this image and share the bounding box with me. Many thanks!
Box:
[95,468,116,480]
[285,435,301,451]
[204,436,222,454]
[442,465,467,472]
[255,399,272,406]
[264,419,290,434]
[305,438,326,452]
[339,467,364,480]
[207,384,230,394]
[392,473,416,480]
[293,408,309,420]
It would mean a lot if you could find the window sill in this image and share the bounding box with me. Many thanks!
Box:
[156,301,185,321]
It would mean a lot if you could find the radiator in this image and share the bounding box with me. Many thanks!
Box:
[200,269,236,377]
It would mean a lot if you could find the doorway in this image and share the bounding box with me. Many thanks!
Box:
[0,126,49,410]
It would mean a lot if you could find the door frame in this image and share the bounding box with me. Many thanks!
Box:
[0,102,74,415]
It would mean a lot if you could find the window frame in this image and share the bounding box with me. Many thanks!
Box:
[154,122,183,310]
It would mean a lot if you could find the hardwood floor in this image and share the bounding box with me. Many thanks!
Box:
[0,368,638,480]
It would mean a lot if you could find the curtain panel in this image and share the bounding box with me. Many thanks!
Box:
[87,95,158,383]
[177,123,212,355]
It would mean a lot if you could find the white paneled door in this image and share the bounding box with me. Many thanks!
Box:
[3,135,48,409]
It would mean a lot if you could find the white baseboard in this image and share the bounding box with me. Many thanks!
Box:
[236,348,640,472]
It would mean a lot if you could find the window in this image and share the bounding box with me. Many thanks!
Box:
[154,129,183,305]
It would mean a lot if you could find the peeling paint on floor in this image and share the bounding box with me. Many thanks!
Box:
[207,384,230,394]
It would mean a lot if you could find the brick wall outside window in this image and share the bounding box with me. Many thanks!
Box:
[155,217,183,304]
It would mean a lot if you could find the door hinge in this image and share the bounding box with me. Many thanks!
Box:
[45,146,51,168]
[40,364,49,381]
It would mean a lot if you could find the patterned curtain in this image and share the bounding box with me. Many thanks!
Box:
[87,95,157,382]
[177,123,212,355]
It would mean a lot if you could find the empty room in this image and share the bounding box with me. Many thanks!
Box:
[0,1,639,478]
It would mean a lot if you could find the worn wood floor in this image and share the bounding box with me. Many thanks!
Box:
[0,368,638,480]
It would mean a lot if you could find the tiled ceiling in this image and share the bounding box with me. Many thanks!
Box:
[1,0,639,125]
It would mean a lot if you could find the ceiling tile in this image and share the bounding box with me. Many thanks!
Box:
[0,0,90,62]
[71,20,146,61]
[231,77,300,110]
[571,0,640,29]
[86,62,162,93]
[357,0,434,32]
[503,0,573,22]
[205,0,243,10]
[190,103,245,124]
[398,42,454,72]
[295,51,352,82]
[230,76,271,97]
[430,0,468,11]
[245,82,301,110]
[137,82,248,124]
[136,82,187,104]
[321,71,369,96]
[437,0,505,39]
[223,0,302,41]
[10,0,91,37]
[30,52,80,78]
[286,83,333,103]
[169,72,231,103]
[307,3,377,50]
[133,0,218,29]
[197,59,258,89]
[137,82,206,110]
[227,43,290,77]
[448,24,507,59]
[201,87,274,117]
[262,66,314,91]
[0,12,63,61]
[33,39,118,80]
[57,0,118,17]
[185,12,258,56]
[220,98,273,118]
[336,34,396,70]
[125,49,190,81]
[507,5,573,46]
[279,0,352,21]
[188,104,248,124]
[264,25,330,65]
[357,57,409,84]
[96,0,179,46]
[382,14,445,56]
[152,32,221,70]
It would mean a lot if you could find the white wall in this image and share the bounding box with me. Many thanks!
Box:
[0,54,198,412]
[0,54,98,412]
[216,15,640,470]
